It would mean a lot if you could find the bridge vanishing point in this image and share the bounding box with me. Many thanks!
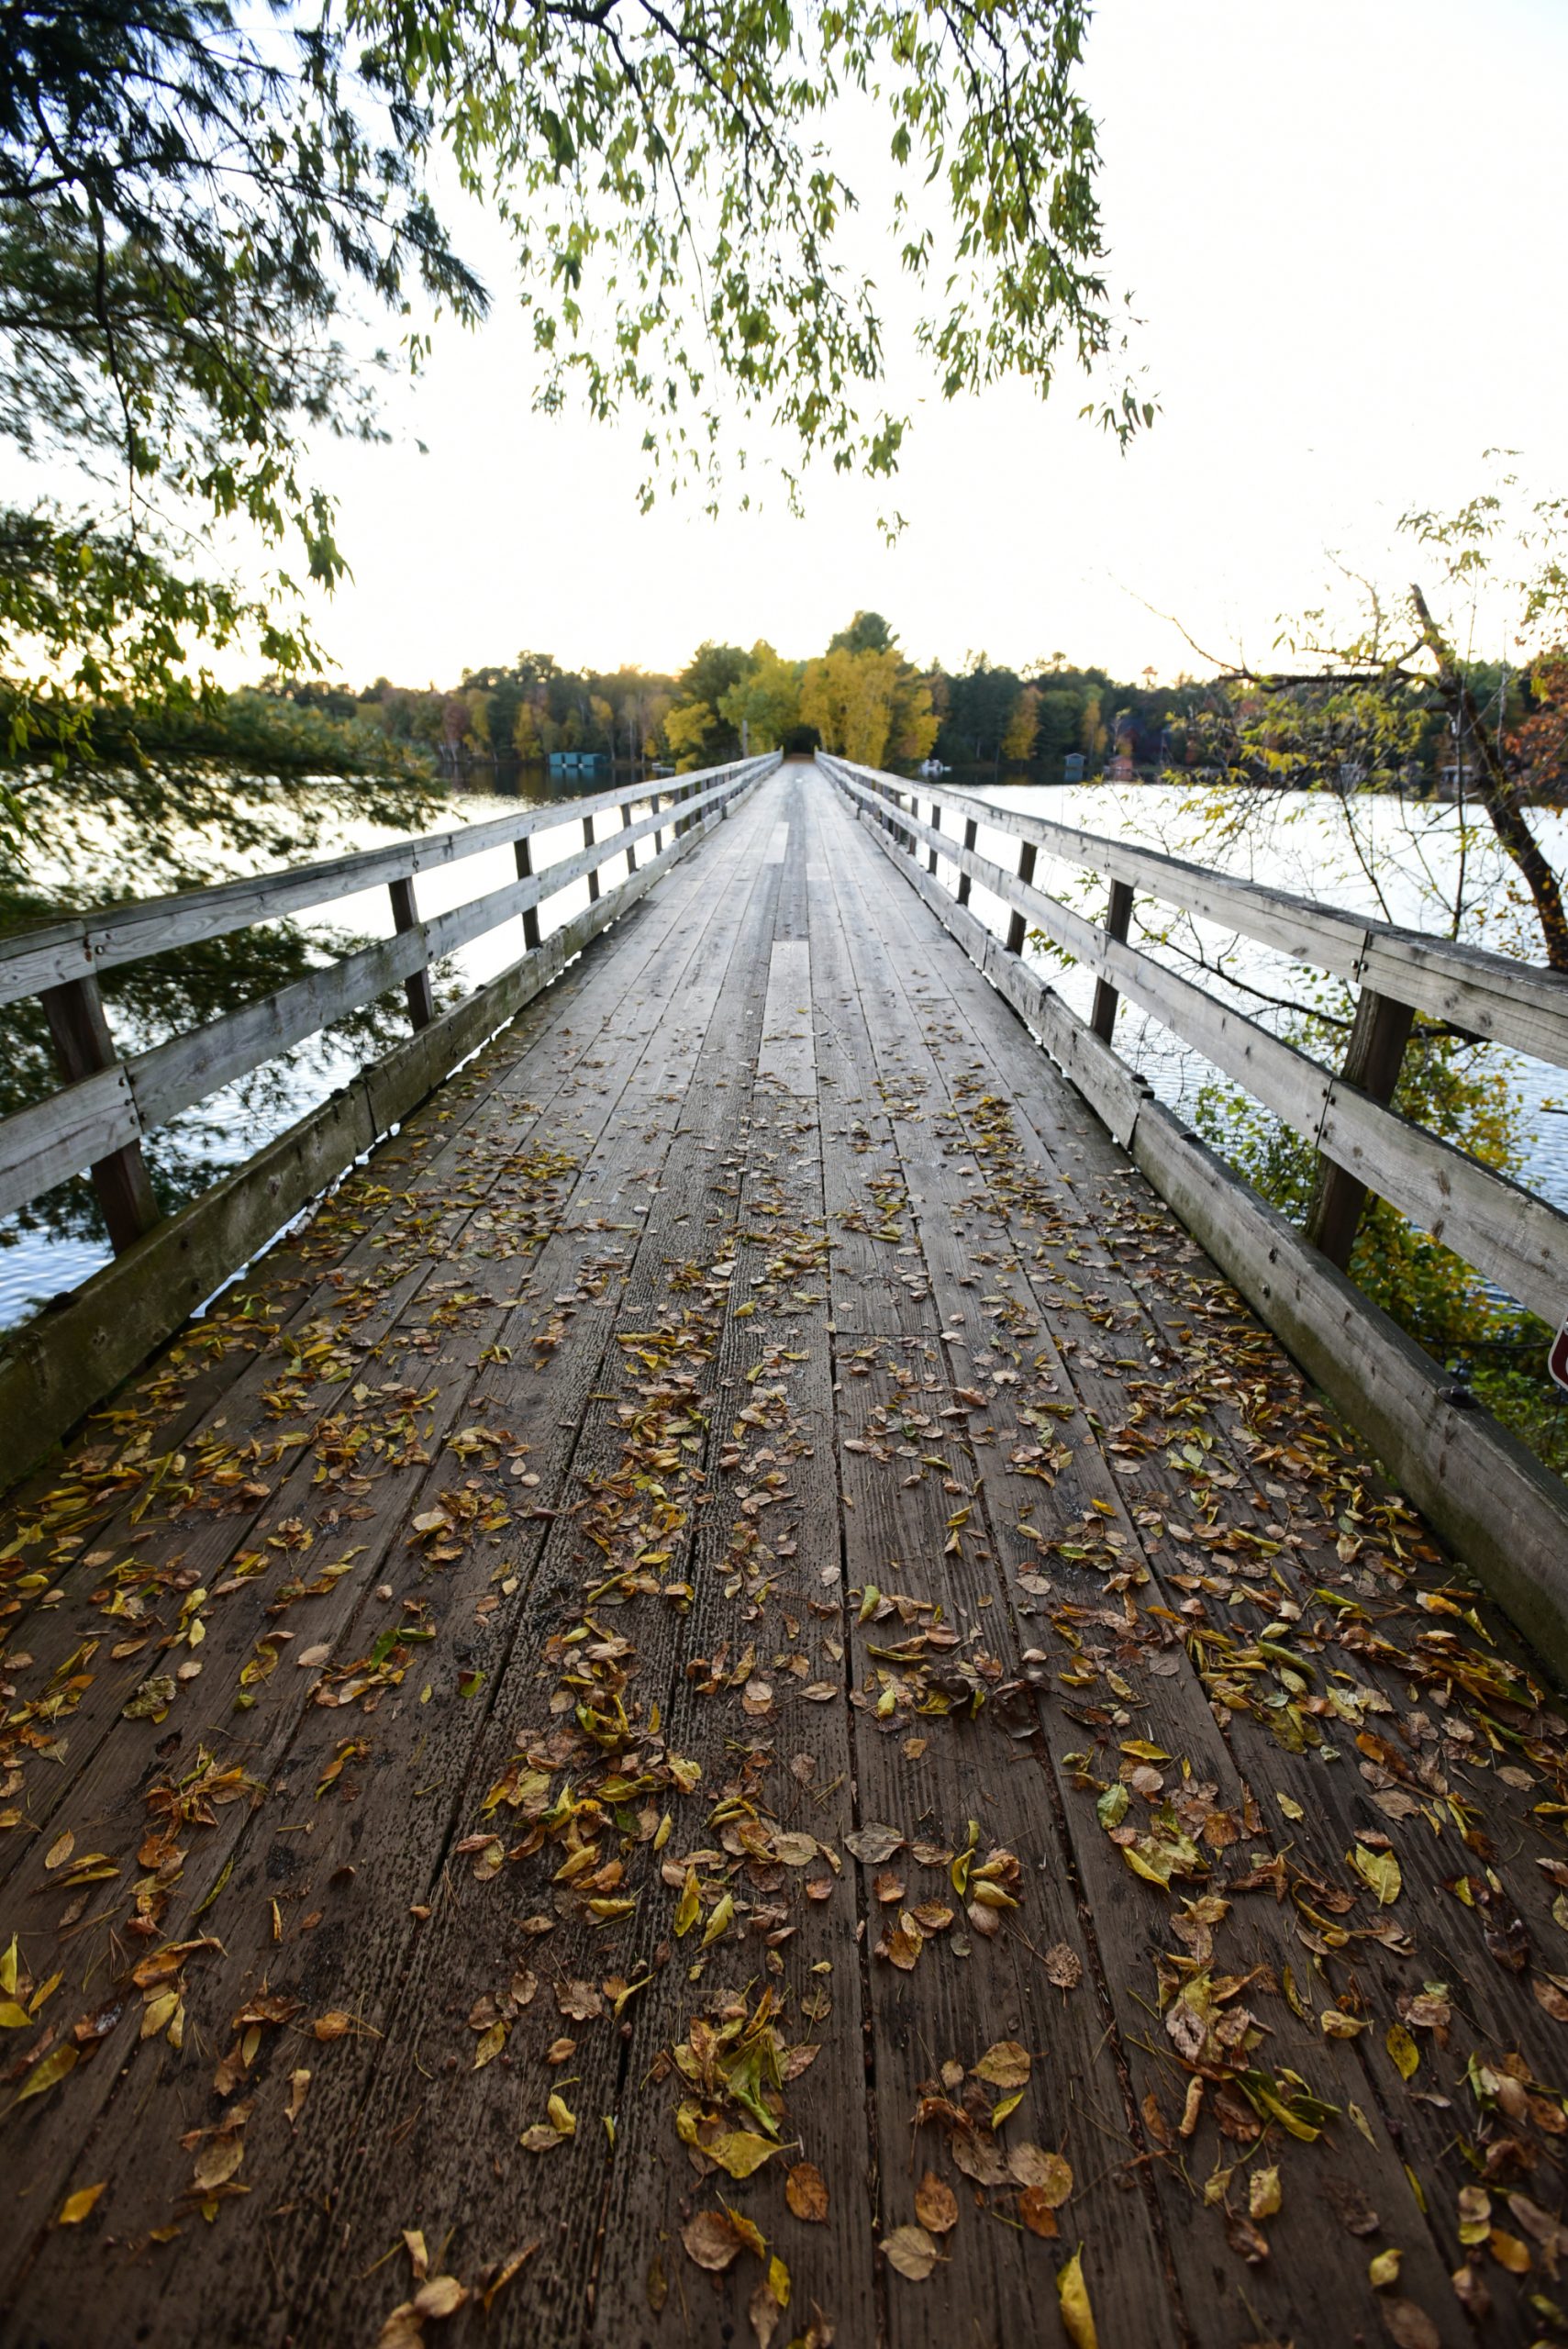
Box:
[3,757,1568,2349]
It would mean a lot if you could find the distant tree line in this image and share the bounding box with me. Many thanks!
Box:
[272,618,1219,778]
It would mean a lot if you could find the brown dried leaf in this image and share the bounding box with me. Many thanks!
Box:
[786,2162,829,2223]
[881,2224,940,2281]
[683,2210,744,2271]
[914,2173,959,2235]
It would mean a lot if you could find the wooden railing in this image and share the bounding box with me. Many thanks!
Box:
[1,759,773,1248]
[0,754,775,1472]
[822,755,1568,1330]
[822,751,1568,1673]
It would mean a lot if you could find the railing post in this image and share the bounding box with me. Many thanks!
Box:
[929,804,941,875]
[388,875,435,1030]
[621,800,638,871]
[1304,986,1416,1269]
[514,835,540,951]
[1090,878,1136,1042]
[584,812,600,903]
[651,793,664,854]
[956,818,978,906]
[41,974,161,1252]
[1005,840,1038,955]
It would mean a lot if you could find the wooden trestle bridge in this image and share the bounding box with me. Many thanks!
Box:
[3,757,1568,2349]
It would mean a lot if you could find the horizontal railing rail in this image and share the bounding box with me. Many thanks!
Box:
[821,755,1568,1335]
[1,756,777,1249]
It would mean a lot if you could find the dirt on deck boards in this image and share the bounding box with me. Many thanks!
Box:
[2,766,1567,2349]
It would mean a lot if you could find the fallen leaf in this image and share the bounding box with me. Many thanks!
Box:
[684,2210,744,2271]
[1250,2165,1281,2220]
[1018,2188,1059,2238]
[14,2043,78,2107]
[1010,2146,1072,2207]
[973,2041,1031,2090]
[881,2224,940,2281]
[1044,1943,1082,1991]
[1351,1844,1402,1907]
[707,2132,783,2181]
[1057,2248,1099,2349]
[1385,2023,1419,2080]
[56,2182,106,2225]
[915,2173,958,2234]
[844,1825,905,1865]
[786,2162,829,2222]
[1379,2300,1440,2349]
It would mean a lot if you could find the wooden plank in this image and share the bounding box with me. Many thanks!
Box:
[757,940,816,1096]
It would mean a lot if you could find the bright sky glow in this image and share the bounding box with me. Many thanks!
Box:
[293,0,1568,687]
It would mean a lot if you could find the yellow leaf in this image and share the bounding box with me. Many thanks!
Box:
[1385,2023,1419,2080]
[57,2182,106,2225]
[701,1891,735,1948]
[990,2091,1024,2130]
[1057,2250,1099,2349]
[547,2094,576,2137]
[707,2132,782,2181]
[1275,1792,1304,1821]
[1369,2247,1401,2289]
[14,2043,77,2107]
[1351,1844,1401,1906]
[1249,2165,1281,2220]
[473,2021,508,2069]
[674,1867,701,1939]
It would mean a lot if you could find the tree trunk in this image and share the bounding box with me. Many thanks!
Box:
[1411,584,1568,972]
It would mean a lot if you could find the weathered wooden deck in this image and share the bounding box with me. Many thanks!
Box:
[3,764,1567,2348]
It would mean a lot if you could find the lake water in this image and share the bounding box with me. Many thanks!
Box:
[1,768,1563,1334]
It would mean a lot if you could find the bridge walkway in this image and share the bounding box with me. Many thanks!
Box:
[0,764,1563,2349]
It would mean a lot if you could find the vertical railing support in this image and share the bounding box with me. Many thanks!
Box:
[515,836,540,952]
[651,793,664,854]
[956,818,978,906]
[41,974,161,1252]
[1305,987,1416,1269]
[1005,839,1038,955]
[388,875,435,1030]
[1090,878,1136,1042]
[621,800,638,872]
[929,803,941,875]
[584,813,600,903]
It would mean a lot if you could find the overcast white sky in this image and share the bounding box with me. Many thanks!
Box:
[295,0,1568,689]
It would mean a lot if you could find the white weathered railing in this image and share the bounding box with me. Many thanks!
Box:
[822,755,1568,1333]
[1,759,774,1247]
